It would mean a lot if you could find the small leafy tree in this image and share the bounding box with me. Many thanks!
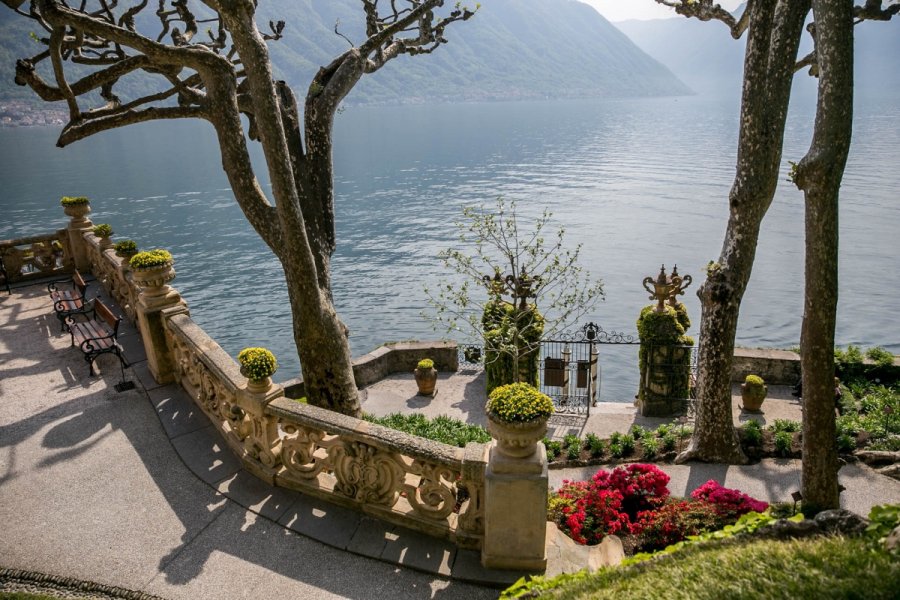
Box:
[426,198,603,391]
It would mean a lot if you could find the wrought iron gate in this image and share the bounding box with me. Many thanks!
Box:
[539,323,638,415]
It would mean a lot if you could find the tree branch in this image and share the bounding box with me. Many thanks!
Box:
[654,0,752,38]
[57,104,207,146]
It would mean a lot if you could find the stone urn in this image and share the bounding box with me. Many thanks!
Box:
[741,375,767,412]
[241,368,273,394]
[131,262,175,294]
[238,348,278,395]
[486,413,549,459]
[62,199,91,225]
[414,359,438,396]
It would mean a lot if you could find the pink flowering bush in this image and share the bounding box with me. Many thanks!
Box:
[553,464,671,545]
[690,480,769,519]
[552,466,771,550]
[634,499,725,551]
[592,463,671,518]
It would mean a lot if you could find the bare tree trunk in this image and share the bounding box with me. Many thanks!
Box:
[796,0,854,514]
[679,0,809,464]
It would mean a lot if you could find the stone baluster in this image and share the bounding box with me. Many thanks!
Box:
[235,376,284,484]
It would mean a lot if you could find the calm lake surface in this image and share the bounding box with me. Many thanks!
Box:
[1,95,898,401]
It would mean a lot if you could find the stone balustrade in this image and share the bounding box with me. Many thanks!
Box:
[82,230,141,322]
[162,308,488,550]
[0,231,73,282]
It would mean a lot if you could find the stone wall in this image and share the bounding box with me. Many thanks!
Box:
[731,347,801,385]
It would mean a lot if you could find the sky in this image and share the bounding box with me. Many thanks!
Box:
[582,0,744,22]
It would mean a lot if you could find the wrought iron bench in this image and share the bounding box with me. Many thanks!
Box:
[66,298,129,377]
[48,270,89,331]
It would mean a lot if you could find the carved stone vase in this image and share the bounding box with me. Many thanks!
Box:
[414,366,438,396]
[98,235,113,250]
[64,203,91,225]
[131,263,176,302]
[487,413,549,459]
[241,367,273,394]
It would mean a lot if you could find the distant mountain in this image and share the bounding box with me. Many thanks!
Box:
[0,0,689,111]
[617,8,900,100]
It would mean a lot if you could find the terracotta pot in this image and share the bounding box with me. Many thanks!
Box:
[487,413,549,459]
[741,383,767,412]
[414,366,438,396]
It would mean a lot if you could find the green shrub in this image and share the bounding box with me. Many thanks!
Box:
[113,239,137,254]
[130,248,173,269]
[92,223,113,237]
[620,434,636,456]
[654,423,673,438]
[630,425,646,439]
[838,386,900,450]
[836,433,856,453]
[486,382,554,423]
[562,433,581,450]
[60,195,89,206]
[566,443,581,460]
[364,413,491,447]
[237,347,278,380]
[678,424,694,439]
[585,433,605,457]
[642,436,660,459]
[416,358,434,370]
[661,432,677,452]
[609,441,624,458]
[866,504,900,554]
[866,347,896,368]
[774,431,793,457]
[545,439,562,461]
[609,431,623,445]
[770,419,801,433]
[741,420,763,445]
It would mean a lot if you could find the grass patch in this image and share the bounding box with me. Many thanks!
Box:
[504,536,900,599]
[362,412,490,447]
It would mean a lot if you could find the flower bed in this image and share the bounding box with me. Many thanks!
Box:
[549,464,768,553]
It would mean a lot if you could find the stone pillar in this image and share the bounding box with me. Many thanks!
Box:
[133,264,186,384]
[481,441,548,570]
[234,379,284,485]
[63,203,93,272]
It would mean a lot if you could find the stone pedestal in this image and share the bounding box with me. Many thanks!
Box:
[235,380,283,484]
[136,289,186,385]
[66,219,93,272]
[481,441,548,570]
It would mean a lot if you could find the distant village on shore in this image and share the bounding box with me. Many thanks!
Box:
[0,101,67,127]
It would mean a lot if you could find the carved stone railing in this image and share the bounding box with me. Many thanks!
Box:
[83,231,140,322]
[268,397,486,549]
[162,309,487,550]
[0,231,73,282]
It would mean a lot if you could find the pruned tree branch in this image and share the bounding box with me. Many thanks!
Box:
[654,0,751,38]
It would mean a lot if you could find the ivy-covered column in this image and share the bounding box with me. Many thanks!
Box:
[637,266,695,417]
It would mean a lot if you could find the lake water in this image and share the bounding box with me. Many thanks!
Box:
[1,94,898,401]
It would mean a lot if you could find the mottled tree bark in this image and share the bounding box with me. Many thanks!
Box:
[794,0,855,513]
[678,0,809,464]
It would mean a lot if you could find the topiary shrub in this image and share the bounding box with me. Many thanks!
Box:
[60,195,89,206]
[636,303,694,411]
[416,358,434,370]
[113,239,137,255]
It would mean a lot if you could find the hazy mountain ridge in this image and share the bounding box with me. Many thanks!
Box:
[0,0,689,117]
[617,10,900,100]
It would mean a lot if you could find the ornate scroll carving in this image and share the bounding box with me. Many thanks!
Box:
[0,231,72,282]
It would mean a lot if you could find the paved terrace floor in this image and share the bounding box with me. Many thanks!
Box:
[3,280,899,598]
